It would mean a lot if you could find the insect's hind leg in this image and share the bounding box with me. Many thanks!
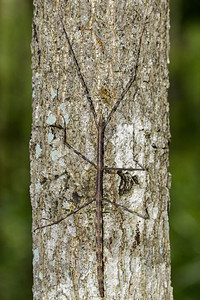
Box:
[34,198,96,231]
[103,198,149,220]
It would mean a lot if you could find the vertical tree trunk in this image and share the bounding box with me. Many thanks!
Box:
[30,0,173,299]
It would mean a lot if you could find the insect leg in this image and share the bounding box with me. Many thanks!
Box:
[34,198,96,231]
[104,22,146,129]
[50,124,97,168]
[103,198,149,220]
[64,140,97,169]
[104,167,145,172]
[58,13,98,127]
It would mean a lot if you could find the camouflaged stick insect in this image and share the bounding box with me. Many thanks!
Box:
[34,12,149,299]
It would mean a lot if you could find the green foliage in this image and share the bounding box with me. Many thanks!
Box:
[0,0,33,299]
[170,1,200,300]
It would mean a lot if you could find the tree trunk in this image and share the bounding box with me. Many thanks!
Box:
[30,1,173,299]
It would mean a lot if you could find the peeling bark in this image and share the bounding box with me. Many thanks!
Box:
[30,0,173,299]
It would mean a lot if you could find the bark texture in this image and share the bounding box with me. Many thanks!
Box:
[30,0,173,299]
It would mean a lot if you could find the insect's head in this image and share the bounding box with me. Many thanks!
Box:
[98,113,105,128]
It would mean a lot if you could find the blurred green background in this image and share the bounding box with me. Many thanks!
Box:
[0,0,199,299]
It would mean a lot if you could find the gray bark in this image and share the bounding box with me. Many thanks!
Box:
[30,0,173,299]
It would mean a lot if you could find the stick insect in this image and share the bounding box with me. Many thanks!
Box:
[35,13,149,299]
